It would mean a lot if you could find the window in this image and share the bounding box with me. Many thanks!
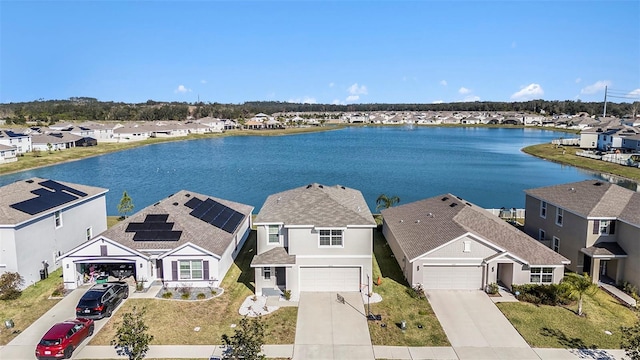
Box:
[86,227,92,241]
[594,220,615,235]
[555,208,564,226]
[552,236,560,252]
[319,229,343,247]
[463,241,471,252]
[530,267,554,283]
[179,260,203,280]
[263,267,271,280]
[538,229,546,241]
[54,211,62,228]
[540,201,547,218]
[268,225,279,244]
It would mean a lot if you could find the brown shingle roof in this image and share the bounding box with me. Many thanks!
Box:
[525,180,637,221]
[99,190,253,256]
[382,194,568,265]
[255,183,376,227]
[0,178,108,225]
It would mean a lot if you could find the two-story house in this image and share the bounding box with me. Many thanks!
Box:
[251,183,377,300]
[0,130,32,154]
[0,178,108,288]
[524,180,640,287]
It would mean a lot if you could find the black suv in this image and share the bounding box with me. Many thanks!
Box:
[75,281,129,319]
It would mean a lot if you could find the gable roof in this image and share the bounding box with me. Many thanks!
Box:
[525,180,638,221]
[99,190,253,256]
[255,183,376,227]
[381,194,569,265]
[0,177,108,225]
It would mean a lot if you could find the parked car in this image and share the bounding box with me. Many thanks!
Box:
[35,318,94,359]
[75,281,129,319]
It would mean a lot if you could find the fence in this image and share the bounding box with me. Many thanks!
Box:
[552,138,580,146]
[485,208,525,219]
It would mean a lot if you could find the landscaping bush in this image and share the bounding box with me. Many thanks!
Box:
[211,289,218,296]
[51,284,64,297]
[512,283,572,306]
[181,293,190,300]
[486,283,499,295]
[283,290,291,301]
[178,285,191,298]
[197,293,206,300]
[162,291,173,299]
[0,272,24,300]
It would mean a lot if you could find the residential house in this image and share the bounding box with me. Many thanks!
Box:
[58,190,253,290]
[621,134,640,153]
[0,129,32,154]
[0,178,108,288]
[579,128,601,149]
[524,180,640,287]
[0,144,18,163]
[31,133,81,151]
[381,195,568,290]
[113,124,152,142]
[597,127,640,152]
[251,184,377,300]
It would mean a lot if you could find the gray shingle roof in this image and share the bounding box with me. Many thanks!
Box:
[99,190,253,256]
[251,247,296,266]
[381,194,569,265]
[255,183,376,227]
[582,242,628,257]
[525,180,638,222]
[0,177,108,225]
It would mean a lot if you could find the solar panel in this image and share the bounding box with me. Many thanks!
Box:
[133,230,182,241]
[145,214,169,222]
[210,207,233,228]
[10,188,78,215]
[189,202,210,218]
[184,197,202,209]
[39,180,88,197]
[221,212,244,233]
[200,208,220,223]
[185,197,246,234]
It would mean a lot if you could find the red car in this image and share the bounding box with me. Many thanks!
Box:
[35,318,94,359]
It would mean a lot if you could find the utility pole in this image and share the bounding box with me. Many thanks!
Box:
[603,86,608,118]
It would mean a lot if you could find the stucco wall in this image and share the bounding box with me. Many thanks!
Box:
[617,221,640,288]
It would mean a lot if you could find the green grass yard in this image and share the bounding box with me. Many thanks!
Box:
[498,289,637,349]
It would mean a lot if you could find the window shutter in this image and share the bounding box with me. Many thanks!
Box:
[100,245,108,256]
[203,260,209,280]
[171,261,178,281]
[593,220,599,234]
[610,221,615,235]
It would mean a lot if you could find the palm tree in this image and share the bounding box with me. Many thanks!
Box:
[376,194,400,211]
[563,272,597,316]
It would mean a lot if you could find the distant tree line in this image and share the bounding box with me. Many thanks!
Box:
[0,98,636,125]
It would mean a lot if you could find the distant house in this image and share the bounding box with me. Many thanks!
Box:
[0,144,18,163]
[31,133,81,151]
[251,184,377,300]
[524,180,640,287]
[0,178,108,288]
[58,190,253,290]
[381,195,569,290]
[0,129,32,153]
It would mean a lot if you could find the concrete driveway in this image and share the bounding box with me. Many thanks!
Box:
[0,284,127,360]
[293,292,374,360]
[426,290,540,360]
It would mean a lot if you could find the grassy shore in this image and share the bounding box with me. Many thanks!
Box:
[522,143,640,182]
[0,126,339,176]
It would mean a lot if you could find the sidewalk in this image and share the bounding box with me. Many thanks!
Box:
[74,345,629,359]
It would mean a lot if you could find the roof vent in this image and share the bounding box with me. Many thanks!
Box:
[154,202,160,206]
[427,213,434,218]
[172,202,178,206]
[415,220,420,223]
[456,196,463,200]
[594,182,603,186]
[465,202,472,206]
[318,184,323,189]
[357,206,361,212]
[450,203,458,208]
[306,184,312,189]
[277,197,282,203]
[569,187,575,192]
[341,186,345,190]
[441,197,449,201]
[26,179,34,183]
[400,219,404,223]
[185,193,191,197]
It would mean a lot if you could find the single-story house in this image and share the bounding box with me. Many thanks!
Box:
[381,194,569,291]
[59,190,253,290]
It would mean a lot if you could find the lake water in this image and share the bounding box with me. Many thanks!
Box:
[0,126,614,215]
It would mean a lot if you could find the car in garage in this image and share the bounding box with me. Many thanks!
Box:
[75,281,129,319]
[35,318,94,359]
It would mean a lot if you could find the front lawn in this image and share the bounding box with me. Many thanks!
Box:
[90,231,297,345]
[498,289,637,349]
[367,230,449,346]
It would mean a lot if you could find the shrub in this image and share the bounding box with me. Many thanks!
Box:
[0,272,24,300]
[135,278,146,292]
[512,283,572,306]
[181,293,190,300]
[197,293,206,300]
[211,289,218,296]
[178,285,191,297]
[486,283,499,295]
[283,290,291,301]
[51,284,64,297]
[162,291,173,299]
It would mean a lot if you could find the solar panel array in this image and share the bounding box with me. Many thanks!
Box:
[10,180,89,215]
[186,197,245,234]
[125,214,182,241]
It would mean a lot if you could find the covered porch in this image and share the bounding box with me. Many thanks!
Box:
[581,242,628,284]
[250,247,295,297]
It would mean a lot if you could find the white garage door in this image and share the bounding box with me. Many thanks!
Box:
[423,266,482,290]
[299,267,360,292]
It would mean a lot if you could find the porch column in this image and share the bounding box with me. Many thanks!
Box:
[616,259,625,285]
[591,258,601,283]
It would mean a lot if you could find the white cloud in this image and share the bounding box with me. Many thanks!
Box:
[458,87,471,94]
[174,85,191,93]
[581,80,611,95]
[575,78,582,84]
[348,83,368,95]
[510,83,544,100]
[628,88,640,98]
[332,99,344,105]
[346,95,360,102]
[440,80,447,86]
[287,97,317,104]
[432,100,444,104]
[462,95,480,102]
[200,80,207,84]
[329,82,335,88]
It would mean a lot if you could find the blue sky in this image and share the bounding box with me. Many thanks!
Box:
[1,1,639,105]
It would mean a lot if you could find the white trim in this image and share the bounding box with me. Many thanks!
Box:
[158,242,221,260]
[57,236,150,262]
[409,232,507,263]
[555,208,564,227]
[283,224,314,228]
[295,254,372,259]
[254,222,285,226]
[348,224,377,228]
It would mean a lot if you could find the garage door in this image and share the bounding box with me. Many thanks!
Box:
[423,266,482,290]
[299,267,360,292]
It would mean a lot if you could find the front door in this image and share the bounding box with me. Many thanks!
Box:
[276,267,286,288]
[156,259,163,279]
[583,254,592,276]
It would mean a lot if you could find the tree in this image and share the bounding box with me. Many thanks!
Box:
[375,194,400,211]
[221,316,266,360]
[0,272,24,300]
[111,306,153,360]
[622,316,640,360]
[562,272,597,316]
[118,191,134,218]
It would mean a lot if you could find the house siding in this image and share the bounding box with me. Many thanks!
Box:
[287,227,371,257]
[423,236,498,259]
[617,221,640,287]
[381,220,412,284]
